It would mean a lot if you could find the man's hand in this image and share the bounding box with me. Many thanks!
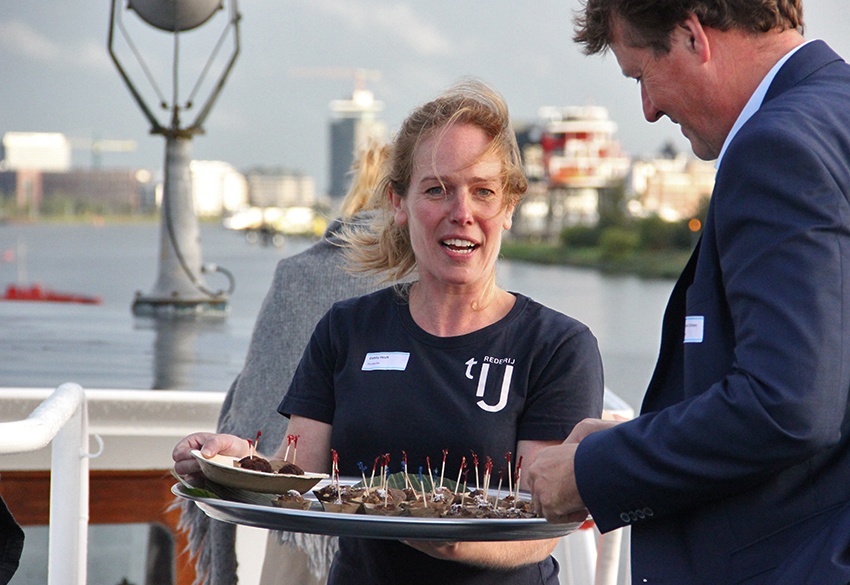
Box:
[527,418,622,524]
[526,441,588,524]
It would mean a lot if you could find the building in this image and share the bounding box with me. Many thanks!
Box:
[0,132,72,173]
[513,106,631,240]
[537,106,631,190]
[327,81,386,203]
[243,167,316,209]
[221,167,323,241]
[189,160,248,217]
[0,168,155,216]
[627,153,716,221]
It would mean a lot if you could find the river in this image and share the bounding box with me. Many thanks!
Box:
[0,221,675,411]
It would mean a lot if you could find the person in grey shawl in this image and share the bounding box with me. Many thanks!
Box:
[179,143,388,585]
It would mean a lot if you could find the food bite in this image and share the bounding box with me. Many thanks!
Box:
[233,431,307,475]
[310,448,539,519]
[235,432,274,472]
[273,489,311,510]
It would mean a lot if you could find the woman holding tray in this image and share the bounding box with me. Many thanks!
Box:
[174,79,604,585]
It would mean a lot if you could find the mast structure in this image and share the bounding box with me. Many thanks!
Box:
[108,0,240,316]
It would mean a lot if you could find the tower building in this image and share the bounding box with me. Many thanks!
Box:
[327,76,386,204]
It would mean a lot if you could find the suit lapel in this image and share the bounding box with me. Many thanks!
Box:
[641,238,701,414]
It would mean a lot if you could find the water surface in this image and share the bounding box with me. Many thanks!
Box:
[0,222,675,409]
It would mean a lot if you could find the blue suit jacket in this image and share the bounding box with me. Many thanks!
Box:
[575,41,850,584]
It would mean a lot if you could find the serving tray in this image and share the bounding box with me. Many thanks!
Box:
[173,482,584,542]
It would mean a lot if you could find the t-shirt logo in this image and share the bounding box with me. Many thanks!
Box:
[465,356,514,413]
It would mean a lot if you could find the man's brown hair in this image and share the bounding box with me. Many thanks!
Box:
[574,0,804,55]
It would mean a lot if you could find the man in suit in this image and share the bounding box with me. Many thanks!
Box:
[527,1,850,583]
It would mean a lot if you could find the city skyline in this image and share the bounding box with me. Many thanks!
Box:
[2,1,848,195]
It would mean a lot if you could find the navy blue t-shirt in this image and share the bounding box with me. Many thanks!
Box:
[280,286,603,585]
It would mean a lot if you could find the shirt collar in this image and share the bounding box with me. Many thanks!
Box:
[715,40,811,168]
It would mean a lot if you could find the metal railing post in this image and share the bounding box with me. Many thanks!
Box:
[47,383,89,585]
[0,383,88,585]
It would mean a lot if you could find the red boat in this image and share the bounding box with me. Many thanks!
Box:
[2,284,102,305]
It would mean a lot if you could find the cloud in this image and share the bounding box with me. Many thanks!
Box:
[298,0,453,57]
[0,20,59,61]
[0,20,112,72]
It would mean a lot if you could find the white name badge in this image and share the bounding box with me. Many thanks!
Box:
[684,316,704,344]
[362,352,410,371]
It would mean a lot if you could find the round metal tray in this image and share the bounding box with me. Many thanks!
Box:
[173,482,584,541]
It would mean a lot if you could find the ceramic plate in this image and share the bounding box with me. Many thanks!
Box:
[191,449,328,493]
[172,481,585,541]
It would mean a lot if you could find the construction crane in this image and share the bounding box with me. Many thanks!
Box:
[69,137,138,168]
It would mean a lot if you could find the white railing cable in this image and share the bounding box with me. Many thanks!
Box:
[0,382,89,585]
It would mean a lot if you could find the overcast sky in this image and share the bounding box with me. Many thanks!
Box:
[2,1,848,194]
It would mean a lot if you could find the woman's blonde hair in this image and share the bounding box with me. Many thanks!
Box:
[338,139,389,219]
[340,79,527,284]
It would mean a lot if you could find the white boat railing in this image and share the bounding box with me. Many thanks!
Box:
[0,383,224,585]
[0,382,89,585]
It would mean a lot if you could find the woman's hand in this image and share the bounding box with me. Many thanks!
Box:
[172,432,250,483]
